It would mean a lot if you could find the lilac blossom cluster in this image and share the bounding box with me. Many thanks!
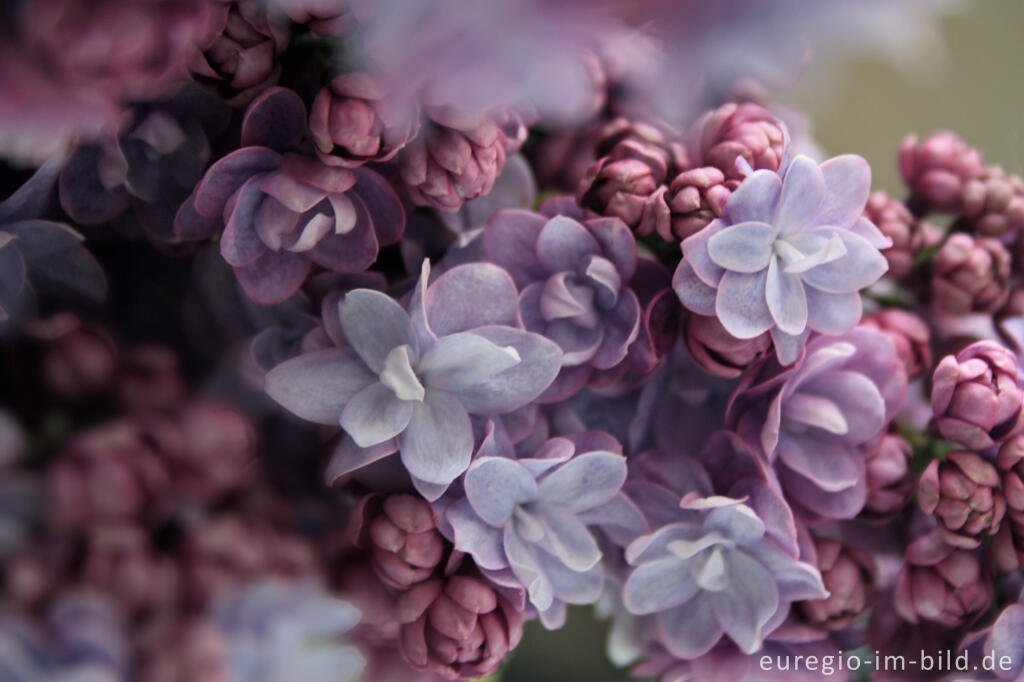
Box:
[3,2,1024,682]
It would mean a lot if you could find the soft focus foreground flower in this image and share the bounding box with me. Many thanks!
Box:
[268,261,561,498]
[893,530,992,627]
[622,496,827,658]
[397,106,513,212]
[798,537,875,630]
[918,450,1006,551]
[931,341,1024,451]
[209,579,364,682]
[899,131,985,213]
[26,313,118,401]
[576,118,687,235]
[310,73,420,168]
[396,574,525,680]
[175,88,405,305]
[483,204,641,399]
[673,155,890,364]
[931,232,1011,315]
[188,0,290,107]
[443,434,628,627]
[732,326,907,521]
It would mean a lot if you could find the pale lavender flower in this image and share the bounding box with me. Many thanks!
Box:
[673,154,890,364]
[174,88,404,305]
[210,579,364,682]
[730,326,907,522]
[441,431,629,628]
[622,495,827,658]
[980,601,1024,680]
[267,260,562,499]
[483,201,641,401]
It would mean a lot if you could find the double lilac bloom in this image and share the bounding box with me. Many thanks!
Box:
[442,432,629,628]
[673,154,890,363]
[266,261,562,499]
[484,202,641,399]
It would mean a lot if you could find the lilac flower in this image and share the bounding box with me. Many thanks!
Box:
[441,433,628,627]
[174,88,405,305]
[729,326,907,522]
[267,261,562,499]
[483,201,641,400]
[673,154,890,364]
[981,601,1024,680]
[622,495,827,658]
[210,579,364,682]
[918,450,1006,549]
[893,530,992,627]
[0,158,107,336]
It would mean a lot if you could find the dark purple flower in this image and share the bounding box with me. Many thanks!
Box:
[175,88,405,305]
[931,341,1024,451]
[683,312,771,379]
[483,203,642,401]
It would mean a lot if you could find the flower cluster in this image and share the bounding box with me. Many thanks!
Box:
[1,2,1021,682]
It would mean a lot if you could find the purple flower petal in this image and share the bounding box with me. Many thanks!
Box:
[534,503,602,571]
[776,431,861,492]
[804,288,862,334]
[536,216,601,273]
[398,390,473,485]
[174,195,222,240]
[799,229,889,293]
[657,594,723,659]
[681,220,726,287]
[709,551,778,654]
[672,260,717,316]
[775,155,824,236]
[447,498,508,569]
[536,451,627,513]
[352,167,405,245]
[325,437,398,485]
[483,209,548,288]
[586,216,637,281]
[265,347,376,425]
[195,147,281,217]
[504,524,553,611]
[706,221,775,273]
[425,263,520,336]
[723,170,781,225]
[715,269,773,339]
[234,249,312,305]
[241,87,307,151]
[307,196,379,274]
[339,289,416,373]
[465,457,538,527]
[221,177,269,267]
[339,382,414,447]
[764,256,807,335]
[537,550,605,605]
[418,332,522,391]
[814,154,871,229]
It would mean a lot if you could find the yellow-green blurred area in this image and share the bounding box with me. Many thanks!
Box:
[500,3,1024,681]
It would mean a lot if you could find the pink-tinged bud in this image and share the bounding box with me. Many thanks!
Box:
[397,575,525,680]
[931,341,1024,450]
[664,166,735,241]
[931,233,1011,315]
[993,437,1024,571]
[26,314,118,401]
[173,403,256,503]
[799,538,876,630]
[275,0,360,38]
[863,191,940,279]
[116,345,188,413]
[188,0,291,107]
[860,310,932,381]
[687,102,786,181]
[49,417,177,529]
[862,434,915,520]
[893,530,992,627]
[350,493,445,590]
[576,118,686,234]
[397,106,511,212]
[918,450,1005,548]
[310,73,419,168]
[80,524,179,615]
[683,313,771,379]
[962,166,1024,238]
[899,131,985,213]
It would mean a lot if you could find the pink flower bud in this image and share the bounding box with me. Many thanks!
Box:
[918,450,1005,548]
[899,131,985,213]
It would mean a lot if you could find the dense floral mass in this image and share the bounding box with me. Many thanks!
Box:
[2,1,1023,681]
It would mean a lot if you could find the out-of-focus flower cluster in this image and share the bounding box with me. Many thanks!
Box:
[4,1,1024,682]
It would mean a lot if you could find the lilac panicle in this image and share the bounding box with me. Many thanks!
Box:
[442,432,628,628]
[730,326,907,522]
[174,88,405,305]
[483,202,642,401]
[266,260,562,500]
[931,340,1024,451]
[673,154,890,365]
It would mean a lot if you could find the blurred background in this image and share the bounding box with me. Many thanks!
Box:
[503,2,1024,680]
